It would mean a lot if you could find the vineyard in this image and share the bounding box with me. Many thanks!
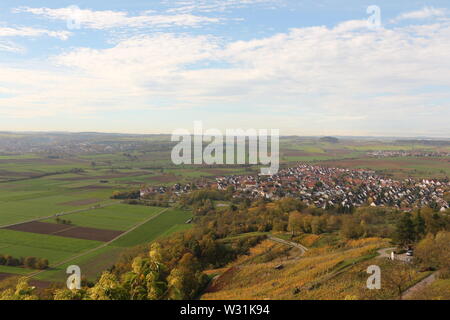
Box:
[201,237,430,300]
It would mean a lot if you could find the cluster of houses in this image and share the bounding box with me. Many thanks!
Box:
[141,164,450,212]
[367,150,450,158]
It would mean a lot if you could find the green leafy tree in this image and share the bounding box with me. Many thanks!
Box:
[394,213,416,246]
[414,212,426,239]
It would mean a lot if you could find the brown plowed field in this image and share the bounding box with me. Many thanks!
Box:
[5,221,70,234]
[5,221,122,242]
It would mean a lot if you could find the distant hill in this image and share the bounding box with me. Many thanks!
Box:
[396,139,450,146]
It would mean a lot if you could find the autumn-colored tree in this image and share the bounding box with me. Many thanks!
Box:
[382,261,416,300]
[0,278,38,300]
[415,231,450,276]
[53,288,87,300]
[340,216,364,239]
[167,253,207,300]
[121,243,168,300]
[87,271,127,300]
[288,211,302,236]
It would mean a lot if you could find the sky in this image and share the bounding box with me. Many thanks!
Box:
[0,0,449,137]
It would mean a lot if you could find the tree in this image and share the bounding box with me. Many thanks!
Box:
[414,212,426,239]
[394,213,416,246]
[87,271,127,300]
[340,216,364,239]
[415,231,450,276]
[288,211,302,236]
[0,278,38,300]
[311,216,326,235]
[53,288,87,300]
[167,253,207,300]
[120,243,168,300]
[24,257,37,269]
[382,261,415,299]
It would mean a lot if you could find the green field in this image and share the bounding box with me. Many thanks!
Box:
[42,204,163,231]
[0,229,102,264]
[111,208,193,247]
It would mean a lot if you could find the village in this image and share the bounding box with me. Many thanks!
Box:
[141,164,450,212]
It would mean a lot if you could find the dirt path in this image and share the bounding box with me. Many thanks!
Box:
[377,247,411,262]
[402,272,439,299]
[268,236,309,255]
[376,247,396,258]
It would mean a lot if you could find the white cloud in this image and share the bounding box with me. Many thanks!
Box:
[0,25,70,53]
[1,12,450,136]
[0,26,71,40]
[14,6,221,29]
[0,40,24,53]
[392,6,449,23]
[165,0,285,14]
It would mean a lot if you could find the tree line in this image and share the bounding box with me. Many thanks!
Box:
[0,254,49,270]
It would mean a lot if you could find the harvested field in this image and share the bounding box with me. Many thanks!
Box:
[58,198,100,206]
[5,221,122,242]
[0,272,13,281]
[6,221,71,234]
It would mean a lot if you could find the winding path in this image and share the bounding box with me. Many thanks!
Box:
[402,272,439,299]
[268,236,309,255]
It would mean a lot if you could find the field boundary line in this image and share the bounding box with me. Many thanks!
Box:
[25,207,170,279]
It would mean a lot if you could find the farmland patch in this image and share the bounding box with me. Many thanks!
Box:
[58,198,100,206]
[5,221,122,242]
